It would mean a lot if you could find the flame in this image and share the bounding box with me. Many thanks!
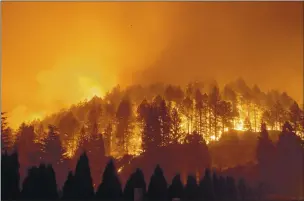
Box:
[210,135,216,141]
[64,134,80,159]
[7,85,303,161]
[118,165,124,173]
[78,77,104,101]
[235,120,244,131]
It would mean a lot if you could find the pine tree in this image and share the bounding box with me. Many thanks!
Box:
[275,122,303,197]
[159,99,171,146]
[182,96,194,134]
[199,168,214,201]
[116,97,133,154]
[184,175,199,201]
[209,86,221,138]
[123,168,146,201]
[1,112,14,154]
[73,152,95,199]
[170,107,182,144]
[218,100,233,133]
[289,101,301,133]
[43,125,65,165]
[168,174,184,200]
[62,171,75,200]
[96,159,122,200]
[148,165,167,201]
[256,123,275,192]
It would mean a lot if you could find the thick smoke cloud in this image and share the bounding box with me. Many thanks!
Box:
[121,2,303,100]
[2,2,303,128]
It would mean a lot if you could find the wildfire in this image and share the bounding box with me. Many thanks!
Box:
[127,127,143,156]
[5,83,302,162]
[235,120,244,131]
[78,76,104,101]
[64,135,80,159]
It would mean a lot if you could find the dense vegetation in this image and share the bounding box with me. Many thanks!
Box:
[1,78,303,198]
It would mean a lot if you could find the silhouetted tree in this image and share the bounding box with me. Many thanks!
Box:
[137,99,152,152]
[21,164,58,200]
[223,85,237,110]
[168,174,184,200]
[15,123,43,180]
[96,159,122,200]
[195,89,204,135]
[289,101,302,133]
[141,99,162,152]
[238,178,248,201]
[226,176,237,201]
[73,152,94,200]
[124,168,146,201]
[43,124,66,188]
[212,172,221,201]
[184,132,211,178]
[1,151,20,200]
[170,107,182,144]
[218,176,227,201]
[116,97,133,154]
[1,127,13,154]
[62,171,75,200]
[199,169,214,201]
[87,100,102,136]
[159,98,171,146]
[164,85,175,103]
[275,122,304,197]
[43,125,65,165]
[1,112,8,133]
[209,86,221,138]
[272,101,286,129]
[87,132,106,187]
[184,175,199,201]
[262,110,275,130]
[58,111,80,144]
[182,96,194,134]
[147,165,167,201]
[218,100,233,133]
[103,123,113,156]
[46,164,58,199]
[1,112,14,153]
[243,117,252,132]
[256,123,275,191]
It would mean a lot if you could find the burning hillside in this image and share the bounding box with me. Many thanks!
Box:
[1,79,303,195]
[2,79,304,159]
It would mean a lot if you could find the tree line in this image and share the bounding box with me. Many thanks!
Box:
[2,80,303,158]
[256,122,303,197]
[1,79,303,197]
[2,150,254,201]
[2,120,303,200]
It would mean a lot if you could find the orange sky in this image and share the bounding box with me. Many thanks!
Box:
[2,2,303,129]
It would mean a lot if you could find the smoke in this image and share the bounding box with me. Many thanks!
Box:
[2,2,303,128]
[120,2,303,100]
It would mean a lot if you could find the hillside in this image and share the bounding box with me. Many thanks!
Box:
[1,79,303,190]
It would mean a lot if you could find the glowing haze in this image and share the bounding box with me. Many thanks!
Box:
[2,2,303,129]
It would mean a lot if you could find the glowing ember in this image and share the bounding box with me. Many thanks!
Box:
[117,166,124,173]
[210,135,216,141]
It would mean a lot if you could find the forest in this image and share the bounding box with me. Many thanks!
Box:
[1,78,304,199]
[1,148,267,201]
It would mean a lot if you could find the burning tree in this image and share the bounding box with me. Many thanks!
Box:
[116,97,133,154]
